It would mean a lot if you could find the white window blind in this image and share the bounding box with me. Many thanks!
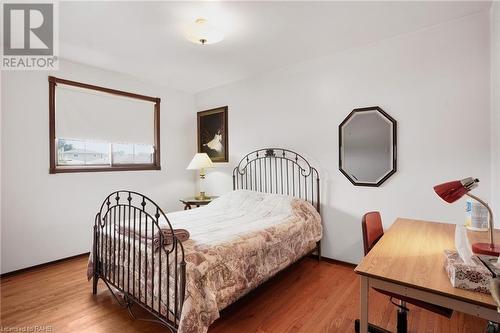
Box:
[55,85,156,145]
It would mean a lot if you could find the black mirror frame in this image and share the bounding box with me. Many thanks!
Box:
[338,106,397,187]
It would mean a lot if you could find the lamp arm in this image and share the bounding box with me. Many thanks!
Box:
[466,193,495,245]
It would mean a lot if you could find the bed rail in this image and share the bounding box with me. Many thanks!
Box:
[92,190,185,332]
[233,148,320,213]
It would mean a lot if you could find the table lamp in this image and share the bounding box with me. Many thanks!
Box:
[187,153,214,200]
[434,177,500,256]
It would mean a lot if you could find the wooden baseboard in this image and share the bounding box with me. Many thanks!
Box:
[308,254,357,268]
[322,256,357,268]
[1,252,90,278]
[2,253,355,278]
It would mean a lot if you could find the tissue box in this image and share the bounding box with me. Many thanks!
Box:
[443,250,492,294]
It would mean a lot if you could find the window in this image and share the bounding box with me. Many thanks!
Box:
[56,138,155,166]
[112,143,154,164]
[49,76,161,173]
[57,138,110,166]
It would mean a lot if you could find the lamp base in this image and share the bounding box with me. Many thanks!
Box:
[195,192,209,200]
[472,243,500,257]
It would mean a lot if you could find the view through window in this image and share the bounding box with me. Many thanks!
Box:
[57,138,154,166]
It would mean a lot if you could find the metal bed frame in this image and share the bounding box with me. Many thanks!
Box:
[92,148,321,332]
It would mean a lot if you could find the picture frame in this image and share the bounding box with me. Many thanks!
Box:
[197,106,228,162]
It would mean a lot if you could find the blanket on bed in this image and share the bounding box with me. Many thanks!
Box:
[116,224,190,250]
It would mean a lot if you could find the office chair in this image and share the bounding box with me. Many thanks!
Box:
[354,212,453,333]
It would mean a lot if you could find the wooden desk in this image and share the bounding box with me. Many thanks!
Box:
[355,218,500,333]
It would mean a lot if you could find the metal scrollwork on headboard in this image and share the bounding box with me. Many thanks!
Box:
[232,148,320,213]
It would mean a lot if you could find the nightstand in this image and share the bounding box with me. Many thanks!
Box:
[180,197,217,210]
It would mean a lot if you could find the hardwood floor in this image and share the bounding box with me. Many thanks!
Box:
[0,255,488,332]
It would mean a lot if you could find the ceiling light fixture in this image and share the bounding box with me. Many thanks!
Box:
[186,18,224,45]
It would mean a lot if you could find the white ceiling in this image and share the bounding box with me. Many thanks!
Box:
[60,1,491,93]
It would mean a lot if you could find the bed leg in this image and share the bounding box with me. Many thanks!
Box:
[316,241,321,262]
[92,223,99,295]
[92,275,99,294]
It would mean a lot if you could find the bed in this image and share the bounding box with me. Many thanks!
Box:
[90,148,322,333]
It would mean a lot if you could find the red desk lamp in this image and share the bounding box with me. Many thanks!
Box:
[434,177,500,256]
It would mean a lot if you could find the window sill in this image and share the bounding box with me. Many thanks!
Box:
[49,164,161,174]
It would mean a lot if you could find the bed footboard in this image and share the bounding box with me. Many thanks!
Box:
[92,190,186,332]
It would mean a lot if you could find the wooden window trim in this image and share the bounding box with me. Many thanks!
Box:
[48,76,161,174]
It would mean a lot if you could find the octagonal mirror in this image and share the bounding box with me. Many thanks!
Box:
[339,106,397,187]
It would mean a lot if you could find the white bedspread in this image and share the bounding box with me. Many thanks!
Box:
[165,190,297,245]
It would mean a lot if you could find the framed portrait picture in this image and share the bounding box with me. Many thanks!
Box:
[197,106,228,162]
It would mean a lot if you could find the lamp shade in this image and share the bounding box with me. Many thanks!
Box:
[433,177,479,203]
[187,153,214,170]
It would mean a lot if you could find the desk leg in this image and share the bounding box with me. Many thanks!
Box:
[360,275,369,333]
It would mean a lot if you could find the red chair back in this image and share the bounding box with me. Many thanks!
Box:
[362,211,384,255]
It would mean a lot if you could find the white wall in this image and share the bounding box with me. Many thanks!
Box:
[1,60,196,274]
[491,3,500,221]
[196,13,491,264]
